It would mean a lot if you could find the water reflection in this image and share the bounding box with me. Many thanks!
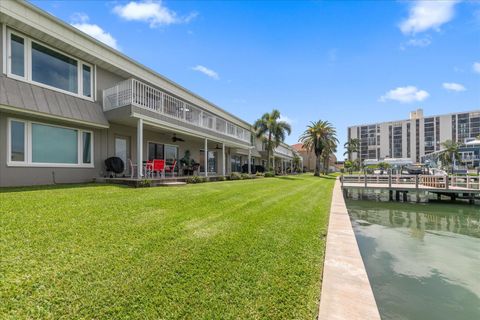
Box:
[347,200,480,320]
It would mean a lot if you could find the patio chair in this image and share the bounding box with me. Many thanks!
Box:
[144,160,153,178]
[165,160,177,177]
[152,159,165,178]
[128,159,138,179]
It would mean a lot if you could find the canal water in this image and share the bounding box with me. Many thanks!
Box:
[346,200,480,320]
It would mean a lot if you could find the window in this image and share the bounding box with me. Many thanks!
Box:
[32,124,78,164]
[148,142,164,161]
[10,120,25,162]
[10,34,25,77]
[164,145,178,167]
[82,65,92,97]
[231,155,242,172]
[200,150,217,173]
[7,30,93,100]
[32,42,78,93]
[7,118,93,167]
[82,132,92,164]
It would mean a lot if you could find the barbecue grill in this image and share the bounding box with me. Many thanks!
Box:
[104,157,125,177]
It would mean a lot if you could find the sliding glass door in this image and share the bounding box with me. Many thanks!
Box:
[115,136,130,174]
[164,144,178,167]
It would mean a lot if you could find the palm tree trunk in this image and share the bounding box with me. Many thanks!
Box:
[267,132,272,171]
[315,156,321,176]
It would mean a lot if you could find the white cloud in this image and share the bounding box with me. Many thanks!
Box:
[71,13,119,49]
[113,0,197,28]
[400,37,432,50]
[473,62,480,73]
[442,82,466,92]
[279,115,294,125]
[399,0,459,34]
[379,86,429,103]
[192,65,219,80]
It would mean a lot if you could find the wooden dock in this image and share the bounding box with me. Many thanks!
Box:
[341,174,480,204]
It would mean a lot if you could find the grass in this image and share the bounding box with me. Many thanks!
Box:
[0,174,335,319]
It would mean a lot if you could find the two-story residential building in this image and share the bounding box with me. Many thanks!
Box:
[0,1,295,187]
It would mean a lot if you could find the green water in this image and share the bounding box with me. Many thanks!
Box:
[346,200,480,320]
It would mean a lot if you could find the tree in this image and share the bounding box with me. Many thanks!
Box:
[376,161,391,175]
[293,154,302,173]
[299,120,338,176]
[253,109,291,171]
[343,138,359,161]
[321,139,337,174]
[438,140,461,173]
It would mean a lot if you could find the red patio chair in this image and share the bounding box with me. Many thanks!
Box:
[165,160,177,177]
[152,159,165,178]
[144,160,153,177]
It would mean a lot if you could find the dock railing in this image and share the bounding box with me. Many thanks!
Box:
[341,174,480,191]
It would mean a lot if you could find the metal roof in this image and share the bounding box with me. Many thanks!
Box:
[0,76,109,127]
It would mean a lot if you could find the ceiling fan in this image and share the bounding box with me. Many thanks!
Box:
[172,134,185,142]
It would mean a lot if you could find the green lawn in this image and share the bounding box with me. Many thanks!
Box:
[0,174,335,319]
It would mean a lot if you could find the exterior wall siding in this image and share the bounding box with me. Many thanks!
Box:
[0,112,107,187]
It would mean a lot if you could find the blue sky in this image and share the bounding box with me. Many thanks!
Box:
[32,0,480,158]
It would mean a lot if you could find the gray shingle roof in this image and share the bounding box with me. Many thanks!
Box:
[0,75,108,127]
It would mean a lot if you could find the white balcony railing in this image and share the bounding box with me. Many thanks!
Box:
[275,144,293,157]
[103,79,251,143]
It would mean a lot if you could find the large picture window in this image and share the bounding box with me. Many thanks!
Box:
[7,29,93,100]
[7,119,93,167]
[32,42,78,94]
[32,124,78,164]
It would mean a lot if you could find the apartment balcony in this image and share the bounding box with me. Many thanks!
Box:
[274,144,294,158]
[103,79,251,145]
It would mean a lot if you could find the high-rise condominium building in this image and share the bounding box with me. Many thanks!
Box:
[347,109,480,163]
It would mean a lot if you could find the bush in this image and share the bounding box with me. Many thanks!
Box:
[229,172,242,180]
[264,171,275,178]
[186,176,206,184]
[136,179,152,187]
[240,173,251,180]
[255,172,265,177]
[216,176,226,181]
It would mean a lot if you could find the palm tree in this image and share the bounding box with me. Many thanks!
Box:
[438,140,461,173]
[299,120,338,176]
[253,109,292,171]
[321,139,337,174]
[343,138,359,161]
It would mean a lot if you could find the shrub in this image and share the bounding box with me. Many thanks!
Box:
[186,176,205,184]
[255,172,265,177]
[137,179,152,187]
[216,176,226,181]
[229,172,242,180]
[264,171,275,178]
[240,173,251,180]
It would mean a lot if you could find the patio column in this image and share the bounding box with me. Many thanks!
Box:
[204,138,208,177]
[136,118,143,178]
[248,149,252,174]
[272,156,275,172]
[222,143,226,176]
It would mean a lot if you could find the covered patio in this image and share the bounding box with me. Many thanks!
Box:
[103,113,254,180]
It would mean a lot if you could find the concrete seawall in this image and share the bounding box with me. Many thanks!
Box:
[318,179,381,320]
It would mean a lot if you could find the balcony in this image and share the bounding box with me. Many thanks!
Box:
[274,144,294,158]
[103,79,251,144]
